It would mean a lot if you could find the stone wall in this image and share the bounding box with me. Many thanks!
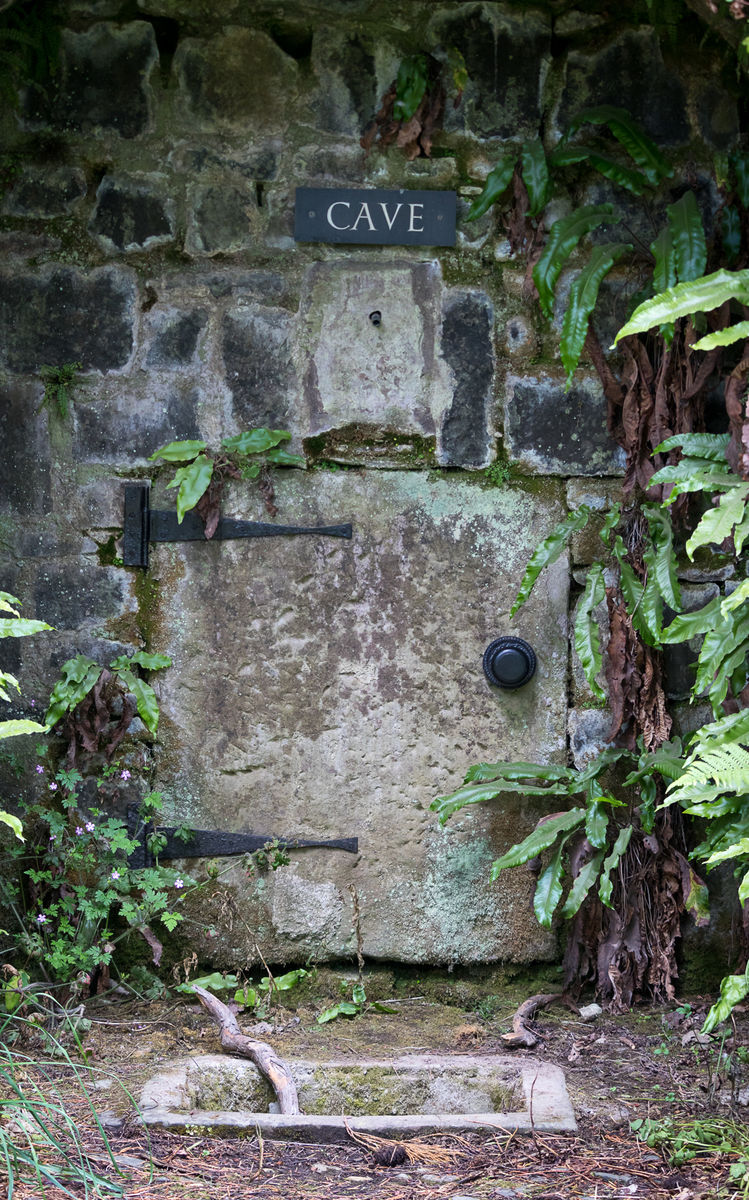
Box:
[0,0,740,968]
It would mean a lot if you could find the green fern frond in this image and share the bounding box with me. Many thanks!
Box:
[666,741,749,810]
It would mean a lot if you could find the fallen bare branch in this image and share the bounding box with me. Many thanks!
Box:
[192,985,299,1115]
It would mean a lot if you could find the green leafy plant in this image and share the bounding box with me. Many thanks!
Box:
[466,107,723,385]
[0,592,52,842]
[177,968,309,1021]
[0,992,149,1198]
[316,980,398,1024]
[433,428,749,1008]
[44,649,171,763]
[149,428,305,537]
[2,773,194,985]
[361,49,466,160]
[631,1114,749,1189]
[39,361,81,420]
[0,0,62,114]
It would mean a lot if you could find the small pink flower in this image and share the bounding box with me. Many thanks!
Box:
[111,869,120,880]
[49,834,56,842]
[48,782,57,791]
[30,700,35,708]
[76,826,84,836]
[85,821,95,832]
[174,878,184,889]
[35,764,44,775]
[120,769,131,781]
[36,913,47,924]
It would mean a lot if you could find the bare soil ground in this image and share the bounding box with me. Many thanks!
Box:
[4,976,748,1200]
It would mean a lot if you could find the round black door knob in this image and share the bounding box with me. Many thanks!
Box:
[483,637,536,690]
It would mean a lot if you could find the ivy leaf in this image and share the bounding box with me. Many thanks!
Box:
[645,506,681,610]
[598,825,633,908]
[511,507,593,615]
[121,651,172,672]
[0,720,48,741]
[0,812,24,841]
[686,484,749,559]
[467,156,516,221]
[549,146,649,195]
[393,54,429,122]
[654,433,731,462]
[574,564,606,700]
[432,776,574,825]
[118,667,161,734]
[521,137,550,217]
[702,965,749,1034]
[148,439,207,463]
[464,761,572,784]
[618,559,659,646]
[264,446,306,468]
[533,840,566,927]
[561,850,605,918]
[585,799,610,849]
[561,243,631,386]
[221,429,291,455]
[45,655,102,728]
[612,269,749,345]
[660,595,722,644]
[166,454,214,523]
[721,205,741,265]
[561,105,672,185]
[667,191,707,283]
[0,618,53,638]
[651,226,676,295]
[533,205,614,317]
[692,320,749,352]
[721,578,749,615]
[490,809,586,877]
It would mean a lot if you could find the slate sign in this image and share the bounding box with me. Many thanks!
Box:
[295,187,456,246]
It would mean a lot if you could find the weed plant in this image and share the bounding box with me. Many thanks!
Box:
[0,995,143,1198]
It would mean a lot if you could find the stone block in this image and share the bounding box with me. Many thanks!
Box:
[145,308,207,368]
[89,176,175,253]
[557,29,689,146]
[430,5,551,139]
[1,167,87,218]
[696,80,739,151]
[24,22,157,139]
[185,183,258,256]
[5,631,135,717]
[150,470,568,965]
[290,144,367,187]
[438,291,494,469]
[568,708,611,770]
[32,561,135,632]
[663,583,719,700]
[0,380,51,514]
[222,307,297,430]
[73,381,200,463]
[174,29,298,130]
[297,261,449,441]
[310,27,377,136]
[566,478,623,565]
[169,144,279,182]
[570,574,609,705]
[0,266,135,374]
[504,372,625,476]
[204,270,287,304]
